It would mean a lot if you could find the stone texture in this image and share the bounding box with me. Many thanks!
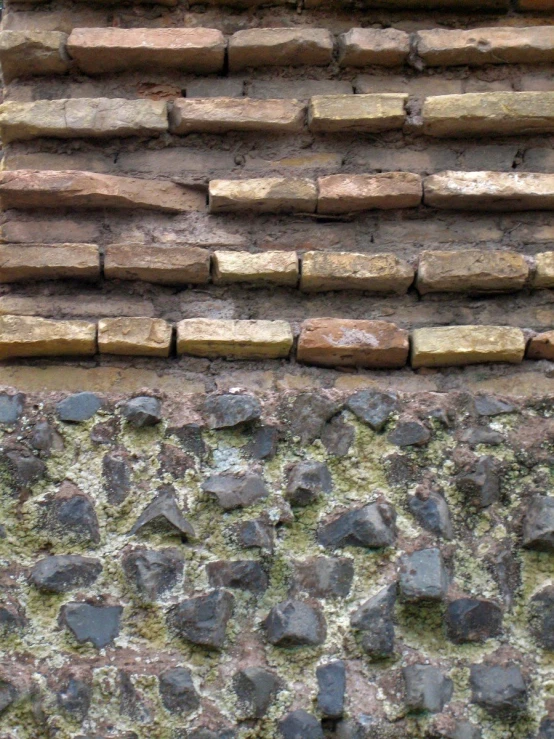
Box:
[456,456,500,508]
[121,396,162,427]
[297,318,409,368]
[57,677,92,721]
[176,319,293,359]
[129,490,194,538]
[61,603,123,649]
[308,93,407,133]
[30,555,102,593]
[0,244,100,283]
[229,28,333,70]
[388,420,431,447]
[0,98,168,143]
[67,27,225,74]
[0,171,207,213]
[523,496,554,552]
[318,502,397,549]
[404,665,453,714]
[411,326,526,368]
[205,394,261,429]
[445,599,503,643]
[534,252,554,288]
[209,178,317,214]
[408,490,453,539]
[98,318,172,357]
[528,331,554,361]
[346,389,398,431]
[285,461,333,506]
[234,667,279,719]
[317,173,422,214]
[263,600,326,646]
[159,667,199,714]
[416,250,529,294]
[0,315,96,359]
[338,28,410,67]
[57,392,101,422]
[122,548,184,600]
[0,393,24,424]
[288,392,340,445]
[168,590,234,650]
[202,473,269,510]
[422,92,554,137]
[470,664,527,716]
[0,30,69,84]
[317,661,345,719]
[279,710,323,739]
[170,98,305,134]
[213,251,299,286]
[207,560,268,593]
[104,244,210,285]
[294,556,354,598]
[529,586,554,650]
[350,584,397,659]
[399,548,448,602]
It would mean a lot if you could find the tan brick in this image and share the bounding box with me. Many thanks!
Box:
[209,178,317,214]
[307,0,507,7]
[416,27,554,67]
[534,252,554,288]
[19,0,177,5]
[176,318,293,359]
[297,318,409,368]
[527,331,554,360]
[300,252,414,293]
[0,98,167,144]
[424,172,554,211]
[169,98,305,135]
[338,28,410,67]
[104,244,210,285]
[229,28,333,71]
[0,31,69,84]
[308,93,407,133]
[67,28,224,74]
[0,315,96,359]
[411,326,526,368]
[98,317,172,357]
[213,251,299,286]
[422,92,554,137]
[517,0,554,9]
[417,250,529,294]
[0,171,207,213]
[0,244,99,282]
[317,173,422,214]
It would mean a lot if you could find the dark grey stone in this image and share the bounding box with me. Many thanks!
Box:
[459,427,504,447]
[450,721,482,739]
[285,461,333,506]
[0,393,24,423]
[57,677,92,720]
[321,414,355,457]
[202,473,268,511]
[350,584,396,659]
[233,667,279,718]
[30,420,61,454]
[44,489,100,545]
[388,421,431,447]
[30,555,102,593]
[3,444,46,490]
[119,670,151,723]
[0,604,25,635]
[456,456,500,508]
[159,667,199,714]
[122,548,184,600]
[470,664,527,716]
[207,560,268,593]
[399,548,448,602]
[61,603,123,649]
[445,599,503,644]
[318,503,397,550]
[168,423,206,459]
[204,394,261,429]
[408,491,453,539]
[403,664,453,713]
[474,396,516,417]
[529,586,554,649]
[346,390,398,432]
[121,396,162,427]
[103,452,131,506]
[246,425,280,460]
[57,393,102,422]
[335,716,404,739]
[168,590,234,650]
[288,393,339,445]
[278,709,323,739]
[129,490,195,539]
[317,660,345,718]
[187,730,235,739]
[235,518,274,553]
[523,496,554,552]
[538,717,554,739]
[263,600,326,647]
[294,557,354,599]
[0,679,18,713]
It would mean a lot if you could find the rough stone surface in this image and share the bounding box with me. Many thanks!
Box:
[170,98,305,134]
[523,496,554,552]
[205,394,261,429]
[213,251,299,286]
[168,590,234,650]
[159,667,199,714]
[388,420,431,447]
[121,396,162,427]
[470,664,527,716]
[399,548,448,602]
[339,28,410,67]
[233,667,279,718]
[229,28,333,70]
[0,315,96,360]
[445,598,503,643]
[57,677,92,720]
[61,603,123,649]
[408,490,453,539]
[350,584,397,659]
[104,244,210,285]
[411,326,526,367]
[346,389,398,431]
[416,250,529,294]
[285,461,333,506]
[300,252,414,292]
[209,178,317,213]
[263,600,326,646]
[129,490,195,538]
[0,30,69,83]
[288,392,339,445]
[404,665,453,714]
[317,173,422,214]
[207,560,268,593]
[294,556,354,598]
[30,555,102,593]
[279,710,323,739]
[456,456,500,508]
[122,548,184,600]
[98,318,172,357]
[308,93,407,133]
[177,319,294,359]
[202,473,269,510]
[320,415,355,457]
[528,331,554,361]
[318,502,397,549]
[0,392,24,423]
[529,586,554,650]
[56,392,102,422]
[534,252,554,289]
[317,661,345,718]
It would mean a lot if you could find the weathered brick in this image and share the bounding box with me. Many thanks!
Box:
[300,252,414,293]
[417,250,529,294]
[104,244,210,285]
[67,28,225,74]
[411,326,526,368]
[0,30,69,83]
[176,319,293,359]
[187,79,244,98]
[338,28,410,67]
[0,244,99,282]
[0,171,207,213]
[213,251,299,286]
[424,172,554,211]
[307,0,507,7]
[416,27,554,67]
[98,318,172,357]
[229,28,333,71]
[308,93,407,133]
[527,331,554,360]
[297,318,409,368]
[317,173,422,214]
[250,80,352,100]
[0,99,167,144]
[18,0,177,6]
[422,92,554,137]
[0,315,96,359]
[533,252,554,288]
[169,98,305,134]
[209,178,317,214]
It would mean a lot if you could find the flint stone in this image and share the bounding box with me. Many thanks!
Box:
[30,420,62,454]
[445,598,503,643]
[399,548,448,602]
[0,393,24,423]
[247,425,280,460]
[294,556,354,598]
[159,667,199,714]
[404,664,453,713]
[350,584,396,659]
[235,518,274,553]
[456,456,500,508]
[388,421,431,447]
[202,473,269,510]
[61,603,123,649]
[129,490,195,539]
[168,589,234,649]
[204,394,261,429]
[233,667,279,718]
[57,392,102,422]
[474,395,516,416]
[408,491,453,539]
[529,586,554,649]
[44,487,100,545]
[470,664,527,716]
[103,452,131,506]
[318,502,397,549]
[0,604,25,634]
[523,495,554,551]
[207,560,268,593]
[278,709,323,739]
[3,445,46,489]
[317,661,346,718]
[122,548,184,600]
[30,554,102,593]
[288,393,339,445]
[460,427,504,446]
[121,396,162,427]
[321,414,355,457]
[168,423,206,459]
[346,389,398,431]
[285,461,333,506]
[264,599,327,647]
[57,677,92,720]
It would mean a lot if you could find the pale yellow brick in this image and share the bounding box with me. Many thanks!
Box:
[98,317,172,357]
[411,325,526,368]
[169,98,305,135]
[300,251,414,293]
[212,251,299,286]
[416,250,529,294]
[0,314,96,359]
[229,28,333,70]
[424,172,554,210]
[209,178,317,214]
[176,319,293,359]
[0,244,99,282]
[338,28,410,67]
[317,173,422,214]
[534,252,554,289]
[308,93,407,133]
[0,30,69,84]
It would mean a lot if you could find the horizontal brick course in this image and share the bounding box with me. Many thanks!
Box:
[98,317,172,357]
[308,94,407,133]
[228,28,333,70]
[533,252,554,288]
[300,252,414,293]
[104,244,211,285]
[213,251,299,286]
[424,172,554,210]
[209,178,317,213]
[338,28,410,67]
[411,325,526,367]
[416,250,529,294]
[0,315,96,359]
[317,173,422,214]
[176,319,294,359]
[0,30,69,84]
[169,98,305,135]
[0,244,99,283]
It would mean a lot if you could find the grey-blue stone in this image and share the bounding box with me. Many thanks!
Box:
[0,393,24,423]
[278,709,323,739]
[121,396,162,427]
[399,548,448,602]
[61,603,122,649]
[317,660,345,718]
[57,393,102,422]
[404,664,453,713]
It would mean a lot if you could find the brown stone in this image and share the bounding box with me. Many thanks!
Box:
[300,252,414,293]
[416,250,529,294]
[213,251,299,286]
[98,318,172,357]
[297,318,409,368]
[0,30,69,84]
[533,252,554,289]
[527,331,554,361]
[209,178,317,213]
[176,319,293,359]
[229,28,333,70]
[104,244,210,285]
[309,93,407,133]
[0,244,100,282]
[338,28,410,67]
[0,315,96,359]
[67,27,225,74]
[0,171,207,213]
[411,326,526,368]
[424,172,554,211]
[317,173,422,214]
[169,98,305,134]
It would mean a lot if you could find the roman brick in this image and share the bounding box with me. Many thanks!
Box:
[0,244,100,282]
[98,318,172,357]
[308,93,407,133]
[176,319,293,359]
[424,172,554,210]
[411,326,526,367]
[317,173,422,214]
[209,178,317,213]
[104,244,210,285]
[527,331,554,361]
[300,252,414,293]
[228,28,333,70]
[338,28,410,67]
[212,251,299,286]
[416,250,529,294]
[0,30,70,84]
[0,315,96,359]
[533,252,554,288]
[169,98,305,134]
